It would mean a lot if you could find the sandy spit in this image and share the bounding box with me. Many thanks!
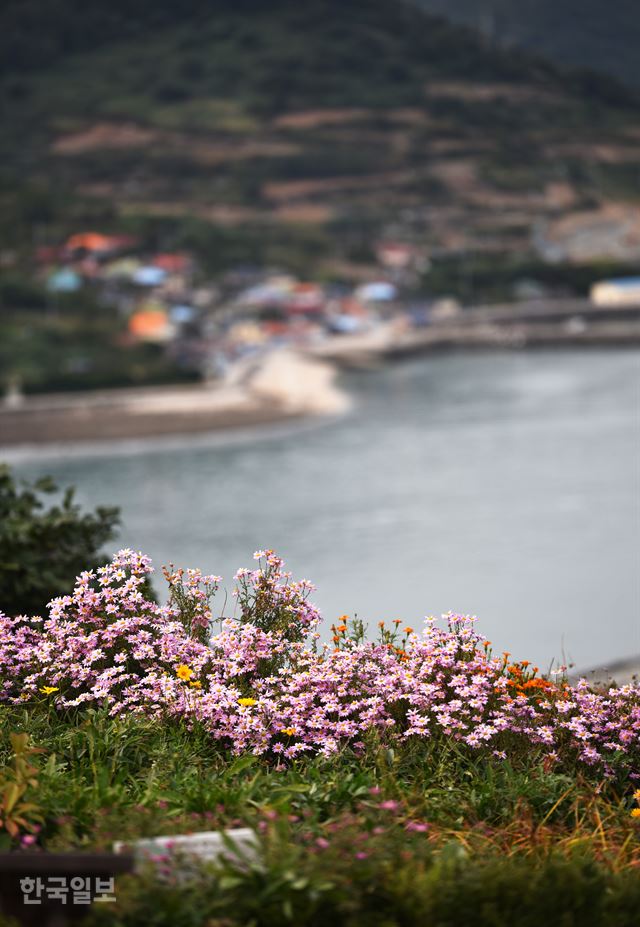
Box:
[0,350,350,448]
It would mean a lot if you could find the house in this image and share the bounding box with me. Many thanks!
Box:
[46,268,82,293]
[65,233,115,257]
[590,278,640,307]
[286,283,324,315]
[376,241,415,269]
[355,281,398,303]
[64,232,137,260]
[128,307,175,343]
[375,241,428,272]
[152,253,192,274]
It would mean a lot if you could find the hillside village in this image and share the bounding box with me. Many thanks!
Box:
[14,230,442,390]
[0,225,629,404]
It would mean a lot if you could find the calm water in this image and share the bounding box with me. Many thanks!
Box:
[7,350,640,671]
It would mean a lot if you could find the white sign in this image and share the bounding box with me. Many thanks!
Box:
[114,828,258,871]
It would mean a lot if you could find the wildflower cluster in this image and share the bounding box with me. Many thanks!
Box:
[163,565,221,644]
[234,550,320,641]
[0,550,638,779]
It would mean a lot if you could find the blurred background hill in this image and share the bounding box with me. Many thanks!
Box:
[2,0,640,393]
[1,0,639,268]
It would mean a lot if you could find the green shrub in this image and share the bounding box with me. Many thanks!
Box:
[0,466,119,616]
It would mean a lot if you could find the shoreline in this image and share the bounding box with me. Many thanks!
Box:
[1,316,639,448]
[0,349,351,449]
[572,656,640,687]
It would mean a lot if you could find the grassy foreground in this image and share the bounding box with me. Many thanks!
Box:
[0,548,638,925]
[0,709,639,926]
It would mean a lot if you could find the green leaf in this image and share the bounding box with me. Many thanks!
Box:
[228,755,259,776]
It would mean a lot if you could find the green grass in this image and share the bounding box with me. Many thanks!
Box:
[0,706,638,926]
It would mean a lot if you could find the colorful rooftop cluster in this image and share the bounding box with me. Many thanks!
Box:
[0,549,638,779]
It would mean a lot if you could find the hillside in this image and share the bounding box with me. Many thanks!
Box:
[1,0,640,275]
[412,0,640,91]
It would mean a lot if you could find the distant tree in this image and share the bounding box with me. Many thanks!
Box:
[0,465,120,617]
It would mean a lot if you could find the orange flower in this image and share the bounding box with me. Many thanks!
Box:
[403,627,414,634]
[336,624,347,633]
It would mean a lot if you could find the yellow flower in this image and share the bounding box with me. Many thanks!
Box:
[281,728,296,736]
[39,686,59,696]
[631,808,640,819]
[237,697,257,707]
[189,680,202,689]
[176,664,193,682]
[634,789,640,802]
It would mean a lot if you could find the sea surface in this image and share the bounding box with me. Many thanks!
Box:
[7,349,640,671]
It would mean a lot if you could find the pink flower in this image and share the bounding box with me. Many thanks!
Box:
[0,550,637,779]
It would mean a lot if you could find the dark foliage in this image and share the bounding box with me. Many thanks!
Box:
[0,466,119,616]
[413,0,640,92]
